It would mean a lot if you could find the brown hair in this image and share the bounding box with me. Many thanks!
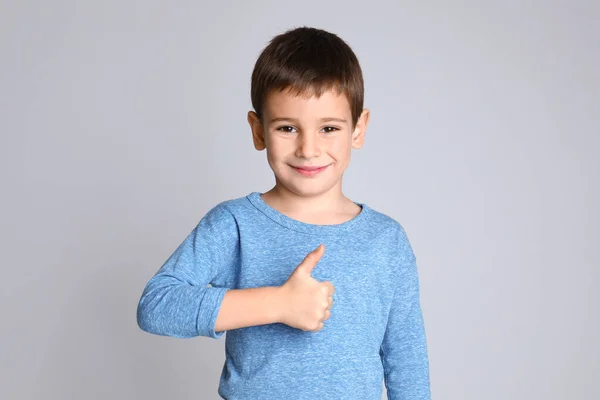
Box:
[250,26,364,129]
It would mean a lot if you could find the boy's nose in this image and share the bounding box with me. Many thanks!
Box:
[295,134,321,158]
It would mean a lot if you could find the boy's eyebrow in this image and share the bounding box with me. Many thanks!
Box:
[269,117,348,124]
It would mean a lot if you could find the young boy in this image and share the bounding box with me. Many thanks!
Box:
[137,26,430,399]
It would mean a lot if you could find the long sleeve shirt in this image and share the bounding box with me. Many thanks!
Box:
[137,191,430,399]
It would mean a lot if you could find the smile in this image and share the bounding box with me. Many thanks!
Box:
[291,165,330,176]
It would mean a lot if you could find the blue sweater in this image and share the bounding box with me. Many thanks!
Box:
[137,192,430,399]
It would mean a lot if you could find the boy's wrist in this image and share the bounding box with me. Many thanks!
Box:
[267,285,287,324]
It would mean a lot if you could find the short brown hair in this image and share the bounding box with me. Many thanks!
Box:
[250,26,364,129]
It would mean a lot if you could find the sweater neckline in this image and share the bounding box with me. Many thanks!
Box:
[245,191,370,235]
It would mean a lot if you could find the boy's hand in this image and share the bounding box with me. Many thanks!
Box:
[277,244,335,332]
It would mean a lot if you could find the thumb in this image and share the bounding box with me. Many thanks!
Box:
[299,244,325,275]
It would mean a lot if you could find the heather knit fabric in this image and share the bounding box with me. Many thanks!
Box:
[137,192,430,399]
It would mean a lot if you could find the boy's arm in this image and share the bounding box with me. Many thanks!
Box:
[136,205,242,339]
[214,286,283,332]
[380,257,431,399]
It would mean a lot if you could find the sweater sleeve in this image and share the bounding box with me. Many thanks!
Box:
[136,204,239,339]
[380,236,431,399]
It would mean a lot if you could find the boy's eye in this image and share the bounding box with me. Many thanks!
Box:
[275,126,339,134]
[277,126,297,133]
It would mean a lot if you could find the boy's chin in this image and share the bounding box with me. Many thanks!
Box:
[273,179,341,198]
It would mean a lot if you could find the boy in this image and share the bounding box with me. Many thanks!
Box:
[137,26,430,399]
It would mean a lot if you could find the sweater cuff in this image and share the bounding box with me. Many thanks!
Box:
[197,286,229,338]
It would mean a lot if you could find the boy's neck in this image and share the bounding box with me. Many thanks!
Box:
[260,184,361,225]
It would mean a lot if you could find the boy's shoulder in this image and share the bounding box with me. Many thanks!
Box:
[358,201,410,235]
[363,203,405,230]
[203,192,254,217]
[195,193,251,224]
[365,203,417,264]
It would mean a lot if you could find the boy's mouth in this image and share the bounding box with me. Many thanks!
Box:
[293,165,328,171]
[291,164,330,176]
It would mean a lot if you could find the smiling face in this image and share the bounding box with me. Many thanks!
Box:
[248,87,370,199]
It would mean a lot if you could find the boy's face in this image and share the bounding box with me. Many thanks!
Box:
[248,87,369,199]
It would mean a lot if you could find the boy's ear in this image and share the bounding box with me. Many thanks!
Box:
[248,111,266,150]
[351,108,370,149]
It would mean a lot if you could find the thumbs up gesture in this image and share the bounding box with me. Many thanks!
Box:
[277,244,335,332]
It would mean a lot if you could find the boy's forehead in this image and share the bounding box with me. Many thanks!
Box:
[263,87,352,121]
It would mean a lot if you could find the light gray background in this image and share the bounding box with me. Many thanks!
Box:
[1,1,598,399]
